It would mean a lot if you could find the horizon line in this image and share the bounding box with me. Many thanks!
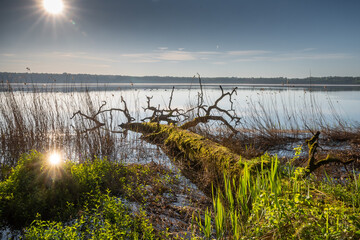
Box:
[1,71,360,79]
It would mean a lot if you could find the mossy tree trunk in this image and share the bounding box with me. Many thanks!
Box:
[120,122,268,194]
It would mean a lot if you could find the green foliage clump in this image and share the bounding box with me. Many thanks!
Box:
[0,151,80,228]
[24,192,155,239]
[0,150,157,238]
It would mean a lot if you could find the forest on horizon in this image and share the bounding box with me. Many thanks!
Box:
[1,72,360,85]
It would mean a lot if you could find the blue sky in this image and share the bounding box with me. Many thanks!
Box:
[0,0,359,77]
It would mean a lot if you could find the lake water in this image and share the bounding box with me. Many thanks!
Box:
[2,82,360,130]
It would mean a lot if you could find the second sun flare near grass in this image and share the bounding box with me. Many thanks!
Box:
[43,0,64,14]
[49,153,61,165]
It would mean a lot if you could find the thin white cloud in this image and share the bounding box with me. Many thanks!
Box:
[121,48,353,64]
[79,63,111,68]
[122,49,221,62]
[157,51,196,61]
[289,53,351,60]
[121,53,160,63]
[301,48,316,52]
[196,51,220,55]
[233,53,353,62]
[131,59,161,63]
[121,53,148,58]
[252,53,353,62]
[122,51,196,62]
[1,53,15,57]
[122,50,201,62]
[227,50,271,56]
[5,59,32,63]
[54,52,120,63]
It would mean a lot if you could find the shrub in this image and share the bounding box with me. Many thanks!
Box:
[0,151,80,228]
[0,150,159,237]
[24,193,155,240]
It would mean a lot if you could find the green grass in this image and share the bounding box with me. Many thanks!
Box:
[193,153,360,239]
[1,150,360,239]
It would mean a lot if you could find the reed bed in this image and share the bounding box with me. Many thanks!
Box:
[0,84,164,178]
[0,83,359,176]
[191,88,360,164]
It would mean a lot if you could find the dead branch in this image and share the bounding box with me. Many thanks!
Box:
[71,98,134,135]
[141,87,190,125]
[180,82,241,134]
[196,73,204,116]
[180,115,238,134]
[71,101,107,132]
[305,131,354,175]
[72,82,241,136]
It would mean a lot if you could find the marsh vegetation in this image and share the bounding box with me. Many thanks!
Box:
[0,80,359,239]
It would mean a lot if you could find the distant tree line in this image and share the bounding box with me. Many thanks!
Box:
[1,72,360,85]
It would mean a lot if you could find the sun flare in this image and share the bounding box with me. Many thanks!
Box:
[49,153,61,165]
[43,0,64,14]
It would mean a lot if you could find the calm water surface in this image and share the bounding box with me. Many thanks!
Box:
[3,84,360,126]
[1,83,359,164]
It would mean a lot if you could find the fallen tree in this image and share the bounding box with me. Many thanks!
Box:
[117,121,268,193]
[71,76,356,193]
[71,77,269,193]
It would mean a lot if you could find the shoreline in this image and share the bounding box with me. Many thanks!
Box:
[3,82,360,92]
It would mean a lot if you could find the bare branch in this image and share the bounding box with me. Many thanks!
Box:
[179,79,241,133]
[196,73,204,116]
[168,86,175,110]
[305,131,354,175]
[141,87,189,125]
[180,115,238,134]
[72,82,241,137]
[71,98,134,134]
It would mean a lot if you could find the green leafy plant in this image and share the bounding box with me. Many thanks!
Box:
[24,193,155,239]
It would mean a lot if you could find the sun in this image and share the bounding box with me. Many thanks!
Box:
[49,152,62,165]
[43,0,64,14]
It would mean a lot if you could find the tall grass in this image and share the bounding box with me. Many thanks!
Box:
[1,83,359,174]
[0,84,163,174]
[195,153,360,239]
[241,90,357,138]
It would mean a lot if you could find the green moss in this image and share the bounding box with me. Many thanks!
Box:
[121,122,269,192]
